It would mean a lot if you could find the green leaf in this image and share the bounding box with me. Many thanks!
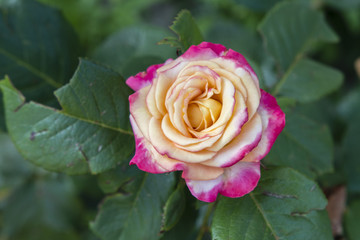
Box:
[92,25,175,78]
[205,20,263,63]
[97,158,138,194]
[258,2,338,72]
[1,173,80,240]
[161,182,186,232]
[0,59,134,175]
[324,0,360,9]
[337,87,360,122]
[274,58,343,102]
[345,200,360,240]
[233,0,284,12]
[212,167,332,240]
[0,133,33,191]
[0,0,81,131]
[342,115,360,193]
[159,10,203,53]
[90,173,176,240]
[264,111,334,178]
[38,0,164,49]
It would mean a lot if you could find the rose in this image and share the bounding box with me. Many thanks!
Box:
[126,42,285,202]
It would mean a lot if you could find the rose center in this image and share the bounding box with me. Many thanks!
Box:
[187,98,222,130]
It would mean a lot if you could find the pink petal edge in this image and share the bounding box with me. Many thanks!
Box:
[251,90,286,162]
[185,161,261,202]
[126,63,165,91]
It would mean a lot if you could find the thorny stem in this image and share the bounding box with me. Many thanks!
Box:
[196,201,217,240]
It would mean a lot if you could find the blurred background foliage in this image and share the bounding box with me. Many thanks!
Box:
[1,0,360,239]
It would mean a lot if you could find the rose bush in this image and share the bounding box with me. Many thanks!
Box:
[126,42,285,202]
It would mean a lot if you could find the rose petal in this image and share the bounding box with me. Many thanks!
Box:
[126,63,164,91]
[203,113,263,168]
[208,91,248,151]
[211,58,261,119]
[219,161,260,198]
[197,42,227,56]
[181,44,222,61]
[182,163,224,181]
[146,61,187,118]
[129,86,152,139]
[224,49,258,84]
[242,90,285,162]
[129,116,184,173]
[148,117,217,163]
[185,161,260,202]
[162,114,223,152]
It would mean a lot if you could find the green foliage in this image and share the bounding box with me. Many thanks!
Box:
[205,20,263,63]
[90,173,176,240]
[275,58,343,102]
[92,25,175,78]
[38,0,164,49]
[345,200,360,240]
[0,0,81,131]
[0,59,134,174]
[212,168,332,240]
[159,9,204,53]
[258,2,338,72]
[0,0,358,239]
[0,134,82,240]
[265,111,334,178]
[161,182,186,231]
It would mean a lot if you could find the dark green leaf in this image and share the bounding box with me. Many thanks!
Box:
[38,0,164,49]
[264,111,334,178]
[97,159,138,194]
[160,195,198,240]
[324,0,360,9]
[337,87,360,122]
[0,0,81,131]
[0,59,134,174]
[275,58,343,102]
[1,173,80,240]
[258,2,338,72]
[205,20,263,63]
[161,182,186,231]
[212,167,332,240]
[345,200,360,240]
[92,25,175,78]
[233,0,283,12]
[342,115,360,193]
[90,173,176,240]
[0,133,32,191]
[159,10,203,53]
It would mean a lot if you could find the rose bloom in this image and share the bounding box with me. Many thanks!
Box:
[126,42,285,202]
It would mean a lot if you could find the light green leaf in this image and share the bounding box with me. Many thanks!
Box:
[212,167,332,240]
[90,173,176,240]
[258,2,338,72]
[0,59,134,175]
[159,10,203,53]
[275,58,343,102]
[0,0,81,131]
[264,111,334,178]
[345,200,360,240]
[92,25,175,78]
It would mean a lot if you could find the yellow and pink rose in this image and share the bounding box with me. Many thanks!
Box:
[126,42,285,202]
